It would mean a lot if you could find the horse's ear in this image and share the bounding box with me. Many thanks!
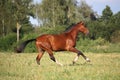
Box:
[80,21,84,25]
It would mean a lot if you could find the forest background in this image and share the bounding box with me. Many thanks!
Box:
[0,0,120,53]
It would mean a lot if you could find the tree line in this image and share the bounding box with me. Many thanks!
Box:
[35,0,120,42]
[0,0,34,41]
[0,0,120,52]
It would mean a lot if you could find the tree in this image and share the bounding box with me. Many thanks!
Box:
[12,0,34,42]
[35,0,95,27]
[0,0,34,41]
[0,0,13,37]
[64,0,77,25]
[90,13,97,21]
[100,5,114,41]
[109,11,120,42]
[77,0,93,21]
[35,0,77,27]
[102,5,113,21]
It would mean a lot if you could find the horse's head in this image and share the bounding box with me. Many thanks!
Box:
[77,21,89,35]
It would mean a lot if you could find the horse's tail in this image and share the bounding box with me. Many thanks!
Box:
[15,39,36,53]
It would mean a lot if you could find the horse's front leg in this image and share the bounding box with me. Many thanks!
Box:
[69,47,90,64]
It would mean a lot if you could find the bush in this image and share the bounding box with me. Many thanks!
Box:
[34,25,66,35]
[111,30,120,43]
[0,33,16,51]
[76,37,120,53]
[15,33,38,53]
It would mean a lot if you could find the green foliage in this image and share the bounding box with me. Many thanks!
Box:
[0,0,34,37]
[88,12,120,41]
[0,33,16,51]
[35,0,93,27]
[102,5,113,21]
[34,25,66,34]
[18,33,38,53]
[78,0,93,20]
[76,37,120,53]
[111,30,120,43]
[0,0,15,36]
[13,0,34,21]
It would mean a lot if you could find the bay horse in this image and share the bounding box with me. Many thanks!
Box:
[16,21,90,66]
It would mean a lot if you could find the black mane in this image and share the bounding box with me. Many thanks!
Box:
[64,23,75,32]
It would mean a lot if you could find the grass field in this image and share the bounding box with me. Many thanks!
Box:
[0,52,120,80]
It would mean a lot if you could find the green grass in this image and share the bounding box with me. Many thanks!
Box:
[0,52,120,80]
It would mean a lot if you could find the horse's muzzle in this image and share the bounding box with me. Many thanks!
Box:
[85,30,89,36]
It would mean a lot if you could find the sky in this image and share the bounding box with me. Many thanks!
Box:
[30,0,120,25]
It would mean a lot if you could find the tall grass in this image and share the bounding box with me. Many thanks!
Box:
[0,52,120,80]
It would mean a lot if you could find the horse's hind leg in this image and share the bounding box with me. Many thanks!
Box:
[49,52,63,66]
[36,44,44,65]
[36,51,44,65]
[45,48,63,66]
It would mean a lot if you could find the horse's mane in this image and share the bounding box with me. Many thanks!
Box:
[64,21,84,32]
[64,23,75,32]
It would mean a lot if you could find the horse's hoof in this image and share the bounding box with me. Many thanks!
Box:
[59,64,63,66]
[72,61,76,65]
[37,62,40,65]
[57,63,63,66]
[36,60,40,65]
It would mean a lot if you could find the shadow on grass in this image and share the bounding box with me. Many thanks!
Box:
[66,62,93,66]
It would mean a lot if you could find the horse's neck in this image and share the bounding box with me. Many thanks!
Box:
[67,27,79,40]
